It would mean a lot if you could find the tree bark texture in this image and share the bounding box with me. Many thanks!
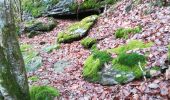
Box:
[0,0,30,100]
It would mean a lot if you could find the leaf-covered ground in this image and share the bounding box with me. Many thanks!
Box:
[20,0,170,99]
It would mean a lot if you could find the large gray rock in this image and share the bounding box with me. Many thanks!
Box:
[24,17,56,38]
[25,56,42,72]
[45,0,74,16]
[44,0,106,17]
[54,59,71,73]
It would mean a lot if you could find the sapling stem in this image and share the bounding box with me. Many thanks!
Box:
[138,62,146,81]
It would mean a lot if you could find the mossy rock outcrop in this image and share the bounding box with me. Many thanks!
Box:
[45,0,118,17]
[24,17,56,38]
[23,0,59,17]
[20,44,42,72]
[23,0,118,18]
[57,15,98,43]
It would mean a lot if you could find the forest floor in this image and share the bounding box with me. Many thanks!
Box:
[20,0,170,99]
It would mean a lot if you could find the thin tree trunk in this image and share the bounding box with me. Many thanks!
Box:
[0,0,30,99]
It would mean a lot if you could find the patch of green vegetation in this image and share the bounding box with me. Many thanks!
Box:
[57,15,98,43]
[112,53,146,79]
[107,40,153,54]
[42,44,60,53]
[83,50,112,82]
[20,44,42,72]
[20,44,32,52]
[57,32,79,43]
[30,86,59,100]
[20,44,39,64]
[151,66,161,71]
[81,37,97,48]
[69,0,119,11]
[115,26,142,39]
[117,53,146,67]
[29,76,39,82]
[23,0,59,17]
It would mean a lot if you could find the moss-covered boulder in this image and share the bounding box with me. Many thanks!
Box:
[83,49,149,85]
[57,15,98,43]
[83,50,112,82]
[45,0,118,17]
[24,17,56,38]
[20,44,42,72]
[100,53,146,85]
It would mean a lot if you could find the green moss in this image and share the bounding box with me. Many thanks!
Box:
[20,44,32,52]
[23,0,59,17]
[117,53,146,67]
[92,50,112,64]
[83,50,112,82]
[42,44,60,53]
[107,40,153,54]
[69,0,119,11]
[112,62,144,79]
[30,86,59,100]
[29,76,39,82]
[57,15,98,43]
[114,74,128,84]
[57,32,79,43]
[151,66,161,71]
[83,55,102,81]
[115,26,142,39]
[20,43,42,72]
[20,44,39,64]
[81,37,96,48]
[112,53,146,79]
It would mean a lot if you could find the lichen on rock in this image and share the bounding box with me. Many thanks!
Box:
[20,44,42,72]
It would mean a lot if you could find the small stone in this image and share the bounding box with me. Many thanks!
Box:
[160,88,168,96]
[148,83,159,89]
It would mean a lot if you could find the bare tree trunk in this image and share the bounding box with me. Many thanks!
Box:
[0,0,30,100]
